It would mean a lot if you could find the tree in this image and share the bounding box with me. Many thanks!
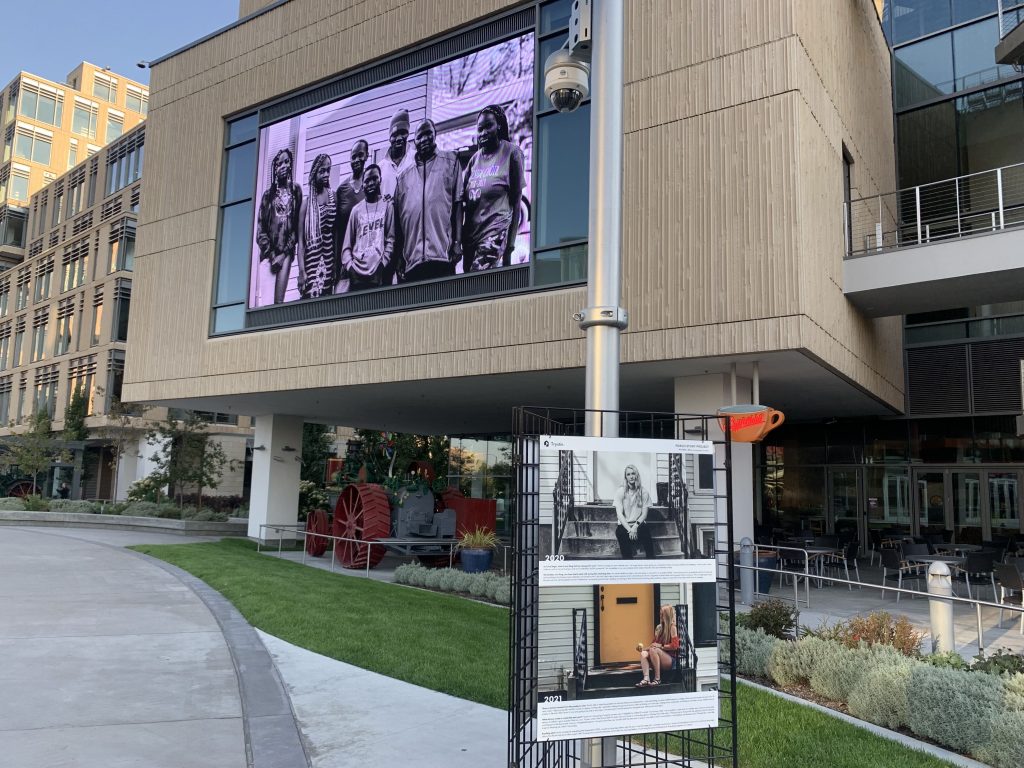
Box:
[62,387,90,442]
[344,430,451,491]
[95,392,145,500]
[301,423,334,485]
[146,411,229,506]
[0,410,65,495]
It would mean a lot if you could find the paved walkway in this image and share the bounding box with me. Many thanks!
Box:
[0,527,506,767]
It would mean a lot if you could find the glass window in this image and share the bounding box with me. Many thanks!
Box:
[212,304,244,334]
[90,302,103,346]
[14,133,32,161]
[217,201,253,305]
[897,101,958,187]
[67,144,78,169]
[223,142,257,204]
[952,0,996,25]
[72,106,96,138]
[535,106,591,249]
[227,114,257,145]
[113,296,130,342]
[892,0,952,45]
[894,33,953,109]
[534,243,587,286]
[126,91,148,115]
[19,89,37,120]
[957,81,1024,177]
[10,174,29,201]
[910,417,975,462]
[92,79,114,102]
[106,117,123,143]
[540,0,572,34]
[953,18,1015,92]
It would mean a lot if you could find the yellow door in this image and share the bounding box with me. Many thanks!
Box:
[598,584,655,665]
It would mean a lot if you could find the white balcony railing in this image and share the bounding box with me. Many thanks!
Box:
[845,162,1024,258]
[998,1,1024,38]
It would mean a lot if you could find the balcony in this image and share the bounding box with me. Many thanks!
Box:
[995,1,1024,66]
[843,163,1024,317]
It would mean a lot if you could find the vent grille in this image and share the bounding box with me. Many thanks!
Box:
[907,345,970,415]
[260,9,534,125]
[247,265,531,329]
[970,338,1024,412]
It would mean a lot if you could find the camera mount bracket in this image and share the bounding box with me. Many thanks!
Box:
[575,305,628,331]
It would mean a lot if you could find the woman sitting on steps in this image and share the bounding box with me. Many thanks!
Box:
[636,605,680,687]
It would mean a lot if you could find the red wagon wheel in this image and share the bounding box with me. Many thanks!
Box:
[6,480,36,498]
[332,483,391,569]
[305,509,330,558]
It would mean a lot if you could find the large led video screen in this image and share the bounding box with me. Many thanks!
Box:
[249,34,535,308]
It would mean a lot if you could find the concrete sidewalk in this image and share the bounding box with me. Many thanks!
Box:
[0,527,506,767]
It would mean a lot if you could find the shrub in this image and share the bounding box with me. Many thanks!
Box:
[438,569,460,592]
[423,568,446,589]
[48,499,100,514]
[126,475,165,503]
[407,564,429,587]
[922,650,970,671]
[804,611,921,657]
[393,563,418,584]
[768,637,829,688]
[0,497,26,510]
[847,658,915,730]
[734,626,778,678]
[974,649,1024,677]
[453,571,475,593]
[488,576,511,604]
[976,710,1024,768]
[906,664,1003,754]
[1005,673,1024,712]
[123,502,182,519]
[102,502,128,516]
[22,494,48,511]
[809,643,868,702]
[741,599,798,639]
[469,572,497,597]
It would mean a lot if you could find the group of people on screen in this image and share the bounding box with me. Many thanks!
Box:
[256,104,526,303]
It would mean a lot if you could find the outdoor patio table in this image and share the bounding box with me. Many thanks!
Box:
[803,546,843,585]
[934,543,982,556]
[905,554,965,566]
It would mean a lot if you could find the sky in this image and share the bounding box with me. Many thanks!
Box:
[0,0,239,86]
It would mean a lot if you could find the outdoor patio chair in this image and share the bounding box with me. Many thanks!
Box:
[924,533,945,553]
[951,551,996,600]
[778,546,810,590]
[813,535,839,548]
[902,542,929,557]
[992,563,1024,634]
[867,529,886,567]
[880,547,920,603]
[823,540,861,590]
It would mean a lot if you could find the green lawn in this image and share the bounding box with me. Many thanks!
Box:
[135,539,955,767]
[131,538,509,708]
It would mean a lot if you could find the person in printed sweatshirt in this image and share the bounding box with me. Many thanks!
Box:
[340,164,395,290]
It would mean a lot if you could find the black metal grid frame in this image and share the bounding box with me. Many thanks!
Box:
[509,406,738,768]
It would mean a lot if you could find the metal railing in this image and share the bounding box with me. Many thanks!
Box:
[998,1,1024,38]
[738,562,1024,655]
[845,162,1024,258]
[257,523,458,577]
[255,522,513,575]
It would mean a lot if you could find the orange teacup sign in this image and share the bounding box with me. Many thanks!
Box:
[717,404,785,443]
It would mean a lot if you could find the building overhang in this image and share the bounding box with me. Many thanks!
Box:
[843,228,1024,317]
[128,351,898,435]
[996,21,1024,66]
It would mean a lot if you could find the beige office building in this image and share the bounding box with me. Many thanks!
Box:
[0,62,149,270]
[125,0,901,544]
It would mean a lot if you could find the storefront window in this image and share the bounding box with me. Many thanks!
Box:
[910,417,975,463]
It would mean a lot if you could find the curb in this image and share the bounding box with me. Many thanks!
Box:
[0,510,247,536]
[738,679,991,768]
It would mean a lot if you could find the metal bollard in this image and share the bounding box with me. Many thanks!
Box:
[740,538,754,605]
[927,562,955,653]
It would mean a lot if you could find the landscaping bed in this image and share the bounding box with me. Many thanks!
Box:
[732,600,1024,768]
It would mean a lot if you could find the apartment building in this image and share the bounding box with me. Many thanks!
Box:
[6,122,251,500]
[0,62,148,270]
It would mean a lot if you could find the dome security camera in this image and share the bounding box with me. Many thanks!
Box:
[544,49,590,114]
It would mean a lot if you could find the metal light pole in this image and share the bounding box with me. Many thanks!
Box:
[580,1,626,765]
[580,0,627,442]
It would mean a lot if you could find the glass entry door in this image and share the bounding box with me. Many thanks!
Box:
[827,468,862,544]
[913,467,1020,544]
